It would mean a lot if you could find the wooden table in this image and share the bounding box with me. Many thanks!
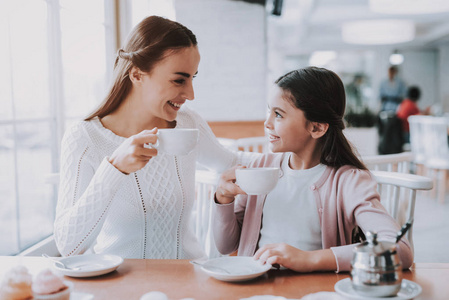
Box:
[1,257,447,300]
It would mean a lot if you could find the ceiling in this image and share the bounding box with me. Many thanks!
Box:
[268,0,449,55]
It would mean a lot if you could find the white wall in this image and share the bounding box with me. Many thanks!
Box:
[438,44,449,112]
[400,50,438,111]
[175,0,267,121]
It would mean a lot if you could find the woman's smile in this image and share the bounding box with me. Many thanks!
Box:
[168,100,184,110]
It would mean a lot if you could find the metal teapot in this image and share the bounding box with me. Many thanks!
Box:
[350,220,412,297]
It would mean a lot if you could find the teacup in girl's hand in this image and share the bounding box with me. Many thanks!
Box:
[236,167,280,195]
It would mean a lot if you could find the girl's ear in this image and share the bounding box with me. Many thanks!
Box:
[129,66,143,83]
[309,122,329,139]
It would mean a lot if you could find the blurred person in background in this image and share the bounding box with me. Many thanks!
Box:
[397,86,430,143]
[379,66,407,112]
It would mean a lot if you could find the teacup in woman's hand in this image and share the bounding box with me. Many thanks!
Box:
[145,128,199,156]
[236,167,280,195]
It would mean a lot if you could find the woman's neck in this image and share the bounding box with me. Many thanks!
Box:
[100,92,170,138]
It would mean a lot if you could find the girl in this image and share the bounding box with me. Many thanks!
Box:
[213,67,413,273]
[54,16,255,259]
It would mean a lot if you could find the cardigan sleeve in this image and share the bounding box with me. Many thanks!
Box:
[212,194,248,255]
[329,168,413,272]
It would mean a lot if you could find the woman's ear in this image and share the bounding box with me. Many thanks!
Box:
[309,122,329,139]
[129,66,143,83]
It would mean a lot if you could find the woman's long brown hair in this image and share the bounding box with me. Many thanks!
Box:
[85,16,197,121]
[275,67,367,170]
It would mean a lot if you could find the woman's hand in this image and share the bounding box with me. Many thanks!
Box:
[254,243,337,273]
[215,166,247,204]
[109,128,159,174]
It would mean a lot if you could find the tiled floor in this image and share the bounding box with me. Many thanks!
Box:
[413,192,449,263]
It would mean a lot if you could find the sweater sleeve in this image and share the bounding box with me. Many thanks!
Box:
[330,168,413,272]
[54,124,128,256]
[190,109,260,172]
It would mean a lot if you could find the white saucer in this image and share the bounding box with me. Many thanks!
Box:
[334,278,422,300]
[200,257,271,282]
[53,254,123,278]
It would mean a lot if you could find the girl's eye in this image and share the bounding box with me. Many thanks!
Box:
[275,112,282,118]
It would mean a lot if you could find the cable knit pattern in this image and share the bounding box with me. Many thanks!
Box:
[54,106,256,259]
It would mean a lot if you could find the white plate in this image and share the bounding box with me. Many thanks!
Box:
[334,278,422,300]
[53,254,123,278]
[200,256,271,282]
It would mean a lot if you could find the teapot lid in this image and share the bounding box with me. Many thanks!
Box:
[355,231,396,255]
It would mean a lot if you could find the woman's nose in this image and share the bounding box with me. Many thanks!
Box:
[184,81,195,101]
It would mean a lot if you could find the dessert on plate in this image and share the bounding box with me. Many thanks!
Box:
[31,269,72,300]
[0,265,33,300]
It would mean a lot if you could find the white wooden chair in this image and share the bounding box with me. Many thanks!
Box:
[362,152,414,173]
[409,115,449,203]
[370,170,433,250]
[235,136,268,153]
[218,136,268,153]
[362,152,414,220]
[19,235,60,257]
[194,169,221,258]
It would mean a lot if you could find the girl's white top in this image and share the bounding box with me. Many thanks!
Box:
[258,155,326,251]
[54,106,255,259]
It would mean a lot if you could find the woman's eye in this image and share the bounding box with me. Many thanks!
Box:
[174,79,185,84]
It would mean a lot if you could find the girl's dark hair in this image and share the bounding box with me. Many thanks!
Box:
[85,16,197,121]
[275,67,367,170]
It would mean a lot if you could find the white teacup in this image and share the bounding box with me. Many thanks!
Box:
[235,167,280,195]
[146,128,199,156]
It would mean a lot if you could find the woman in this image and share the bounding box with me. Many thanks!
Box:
[213,67,413,272]
[54,16,254,259]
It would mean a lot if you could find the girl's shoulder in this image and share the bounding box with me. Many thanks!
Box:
[329,165,375,187]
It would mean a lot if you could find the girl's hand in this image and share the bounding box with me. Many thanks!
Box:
[109,128,159,174]
[215,165,247,204]
[254,243,337,273]
[254,243,310,272]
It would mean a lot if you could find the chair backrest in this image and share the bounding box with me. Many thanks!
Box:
[194,170,220,258]
[218,136,268,153]
[408,115,449,164]
[362,152,414,173]
[370,170,433,249]
[235,136,268,153]
[217,137,239,151]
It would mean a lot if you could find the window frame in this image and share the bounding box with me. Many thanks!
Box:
[1,0,125,255]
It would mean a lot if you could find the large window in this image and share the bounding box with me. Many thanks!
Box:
[0,0,115,255]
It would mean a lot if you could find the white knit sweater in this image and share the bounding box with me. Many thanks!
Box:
[54,106,254,259]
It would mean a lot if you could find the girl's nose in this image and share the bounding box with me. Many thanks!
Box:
[264,117,273,130]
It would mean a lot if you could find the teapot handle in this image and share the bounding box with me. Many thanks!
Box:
[395,218,413,244]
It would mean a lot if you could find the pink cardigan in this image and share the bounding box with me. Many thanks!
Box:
[213,153,413,272]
